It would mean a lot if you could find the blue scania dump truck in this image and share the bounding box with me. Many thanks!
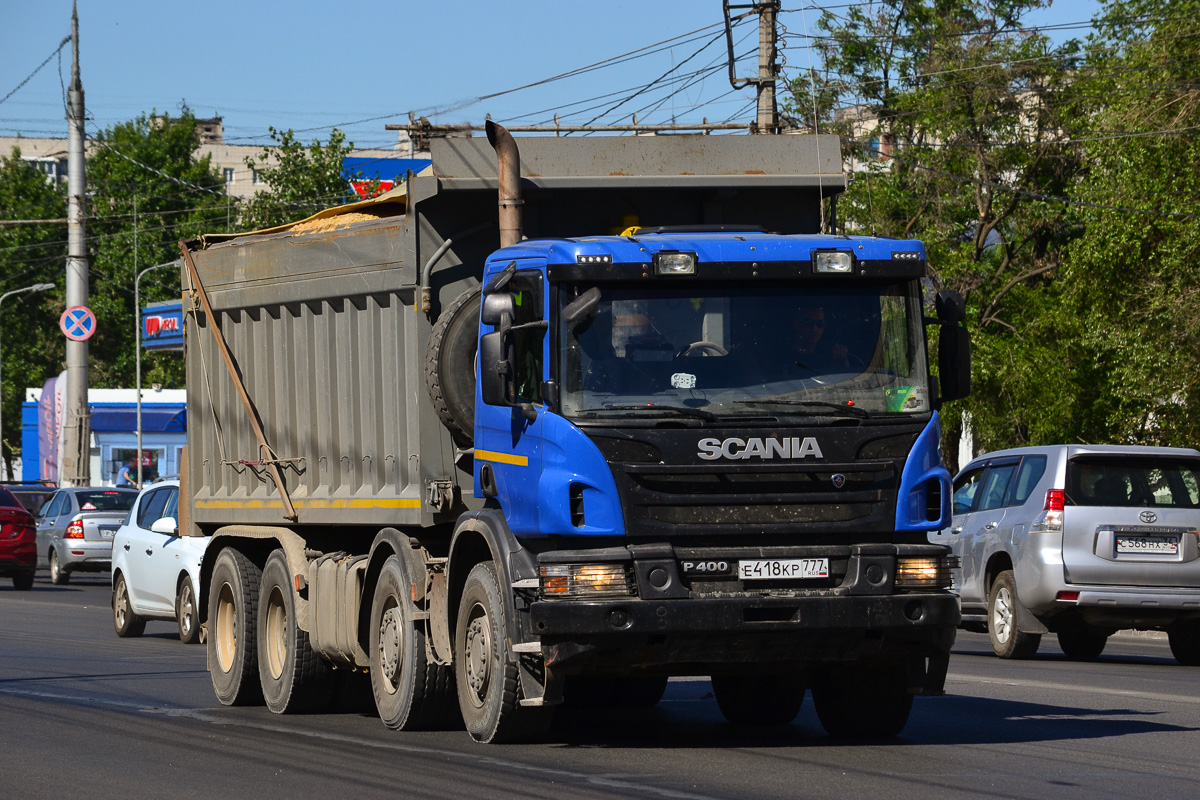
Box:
[173,122,969,743]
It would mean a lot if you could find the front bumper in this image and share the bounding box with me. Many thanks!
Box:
[533,591,959,665]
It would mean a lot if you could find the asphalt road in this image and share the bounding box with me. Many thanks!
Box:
[4,572,1200,800]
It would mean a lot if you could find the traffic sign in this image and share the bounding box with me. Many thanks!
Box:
[60,306,96,342]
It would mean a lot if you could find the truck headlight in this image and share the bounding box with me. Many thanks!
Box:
[540,564,637,599]
[895,556,953,589]
[653,251,696,275]
[813,251,853,273]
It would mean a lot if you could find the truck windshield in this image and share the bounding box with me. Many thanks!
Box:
[558,282,931,420]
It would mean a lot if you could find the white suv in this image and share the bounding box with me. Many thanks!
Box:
[110,479,208,644]
[930,445,1200,663]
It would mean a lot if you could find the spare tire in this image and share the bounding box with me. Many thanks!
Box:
[425,285,481,446]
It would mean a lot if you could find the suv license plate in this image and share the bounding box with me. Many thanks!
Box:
[1116,535,1178,554]
[739,558,829,580]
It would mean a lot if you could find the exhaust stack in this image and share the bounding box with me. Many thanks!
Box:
[486,120,523,248]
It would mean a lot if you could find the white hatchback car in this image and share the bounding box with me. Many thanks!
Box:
[110,479,209,643]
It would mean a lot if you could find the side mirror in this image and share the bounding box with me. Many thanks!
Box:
[481,293,515,327]
[479,331,510,406]
[150,516,178,536]
[935,289,966,323]
[939,323,971,402]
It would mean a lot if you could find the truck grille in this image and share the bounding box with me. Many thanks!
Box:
[614,461,898,537]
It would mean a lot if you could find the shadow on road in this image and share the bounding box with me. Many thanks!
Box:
[540,682,1197,748]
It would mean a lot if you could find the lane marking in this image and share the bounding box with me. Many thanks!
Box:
[947,673,1200,705]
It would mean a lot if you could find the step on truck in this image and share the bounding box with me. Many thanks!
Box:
[179,122,970,742]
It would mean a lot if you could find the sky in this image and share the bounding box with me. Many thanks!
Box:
[1,0,1103,153]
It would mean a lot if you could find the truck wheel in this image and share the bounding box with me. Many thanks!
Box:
[49,549,69,585]
[811,661,912,738]
[987,570,1041,659]
[258,550,334,713]
[1168,621,1200,666]
[712,674,804,725]
[112,573,146,638]
[425,284,480,447]
[1056,625,1108,660]
[177,576,200,644]
[455,561,552,743]
[209,547,264,706]
[369,555,460,730]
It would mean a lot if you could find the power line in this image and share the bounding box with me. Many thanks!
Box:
[0,36,70,109]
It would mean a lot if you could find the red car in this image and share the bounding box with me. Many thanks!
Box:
[0,485,37,590]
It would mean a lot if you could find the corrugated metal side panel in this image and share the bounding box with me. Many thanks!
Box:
[185,220,427,528]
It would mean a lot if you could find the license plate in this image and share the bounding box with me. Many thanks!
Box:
[1116,535,1178,554]
[99,527,117,539]
[739,558,829,580]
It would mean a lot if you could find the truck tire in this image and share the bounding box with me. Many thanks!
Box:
[369,555,460,730]
[1168,620,1200,666]
[455,561,553,743]
[425,284,480,447]
[712,674,804,725]
[209,547,264,706]
[112,573,146,638]
[987,570,1041,659]
[1056,625,1109,661]
[258,550,334,713]
[811,660,912,738]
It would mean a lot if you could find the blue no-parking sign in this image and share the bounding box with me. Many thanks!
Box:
[60,306,96,342]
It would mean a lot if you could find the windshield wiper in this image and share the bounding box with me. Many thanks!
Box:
[582,403,718,421]
[733,399,869,418]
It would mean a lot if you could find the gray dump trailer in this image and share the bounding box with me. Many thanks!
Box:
[171,124,966,742]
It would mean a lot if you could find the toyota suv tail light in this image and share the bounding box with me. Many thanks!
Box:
[1031,489,1065,533]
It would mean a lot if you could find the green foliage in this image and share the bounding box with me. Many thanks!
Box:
[86,111,228,393]
[240,127,369,230]
[1062,0,1200,445]
[0,149,66,470]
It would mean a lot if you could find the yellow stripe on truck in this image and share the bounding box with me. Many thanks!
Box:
[195,498,422,510]
[474,449,529,467]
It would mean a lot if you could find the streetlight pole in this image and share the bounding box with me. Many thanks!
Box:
[0,283,55,479]
[135,262,176,488]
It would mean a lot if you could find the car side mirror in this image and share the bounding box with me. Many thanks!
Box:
[150,517,178,536]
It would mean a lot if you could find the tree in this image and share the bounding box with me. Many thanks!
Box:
[1061,0,1200,445]
[782,0,1085,467]
[0,149,66,476]
[240,127,373,230]
[85,111,229,392]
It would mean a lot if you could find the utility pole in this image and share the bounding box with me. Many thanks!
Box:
[724,1,781,133]
[755,1,779,134]
[61,1,91,486]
